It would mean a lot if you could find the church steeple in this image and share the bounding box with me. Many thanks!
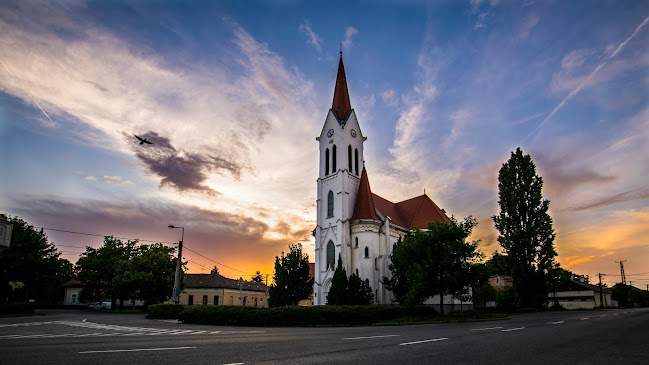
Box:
[332,52,352,121]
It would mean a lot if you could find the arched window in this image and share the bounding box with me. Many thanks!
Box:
[355,237,358,248]
[326,240,335,269]
[356,269,359,276]
[327,191,334,218]
[365,279,370,288]
[325,148,330,175]
[332,145,337,172]
[364,246,369,258]
[348,145,352,171]
[354,148,359,175]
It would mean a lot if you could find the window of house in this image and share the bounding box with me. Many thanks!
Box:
[354,148,359,175]
[348,145,352,171]
[327,240,335,269]
[327,191,334,217]
[214,295,219,305]
[365,279,370,288]
[325,148,330,175]
[255,298,258,307]
[355,237,358,248]
[71,294,77,304]
[202,295,208,305]
[356,269,359,276]
[188,295,194,306]
[364,246,369,258]
[332,145,337,172]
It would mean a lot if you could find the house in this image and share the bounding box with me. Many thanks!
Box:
[313,53,462,311]
[0,214,13,254]
[548,280,618,309]
[489,275,513,292]
[62,279,84,306]
[298,263,316,307]
[180,273,268,307]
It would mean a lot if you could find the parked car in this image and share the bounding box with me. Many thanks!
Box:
[88,301,111,309]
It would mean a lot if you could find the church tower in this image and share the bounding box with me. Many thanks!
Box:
[314,53,365,305]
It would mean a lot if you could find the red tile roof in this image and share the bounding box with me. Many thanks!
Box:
[308,263,315,280]
[351,168,380,221]
[351,168,451,230]
[332,54,352,121]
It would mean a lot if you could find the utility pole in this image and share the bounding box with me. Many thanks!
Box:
[239,277,243,306]
[598,273,605,309]
[615,260,627,285]
[168,225,184,305]
[265,274,269,308]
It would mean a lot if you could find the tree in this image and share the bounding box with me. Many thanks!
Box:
[0,216,74,304]
[492,147,557,308]
[327,255,373,305]
[268,243,313,306]
[251,271,264,283]
[210,266,220,275]
[76,236,136,308]
[113,243,177,307]
[383,217,483,315]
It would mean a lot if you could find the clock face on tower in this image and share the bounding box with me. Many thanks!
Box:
[350,129,357,138]
[327,129,334,138]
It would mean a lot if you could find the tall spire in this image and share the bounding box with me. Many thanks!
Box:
[332,52,352,121]
[351,167,380,221]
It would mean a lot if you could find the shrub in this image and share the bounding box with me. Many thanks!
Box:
[177,305,437,327]
[0,302,35,315]
[147,303,185,319]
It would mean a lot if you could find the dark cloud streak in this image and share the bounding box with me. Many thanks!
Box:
[563,188,649,211]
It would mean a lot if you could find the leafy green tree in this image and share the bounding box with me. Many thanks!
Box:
[76,236,136,308]
[268,243,313,306]
[347,273,374,305]
[114,243,177,307]
[628,288,649,307]
[492,147,557,308]
[251,271,264,283]
[383,217,483,315]
[0,216,73,304]
[210,266,220,275]
[486,251,512,276]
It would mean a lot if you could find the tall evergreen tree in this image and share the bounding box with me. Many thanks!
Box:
[268,243,313,306]
[326,254,348,305]
[492,147,557,308]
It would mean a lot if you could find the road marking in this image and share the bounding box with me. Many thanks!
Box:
[502,327,525,332]
[546,321,564,325]
[600,315,607,317]
[79,346,196,354]
[470,326,503,331]
[399,338,448,346]
[222,363,245,365]
[344,335,400,340]
[614,313,619,316]
[581,318,589,320]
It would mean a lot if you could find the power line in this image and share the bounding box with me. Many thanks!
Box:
[182,245,253,276]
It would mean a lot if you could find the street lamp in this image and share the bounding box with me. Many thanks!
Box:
[168,225,184,305]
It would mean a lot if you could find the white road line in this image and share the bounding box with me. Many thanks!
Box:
[546,321,565,325]
[470,326,503,331]
[344,335,400,340]
[581,318,589,320]
[399,338,448,346]
[502,327,526,332]
[79,346,196,354]
[222,363,245,365]
[614,313,619,316]
[600,315,607,317]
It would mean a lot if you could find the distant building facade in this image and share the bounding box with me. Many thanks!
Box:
[0,214,13,254]
[548,280,618,309]
[180,273,268,307]
[313,55,456,307]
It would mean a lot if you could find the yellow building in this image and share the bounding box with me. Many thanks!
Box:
[179,273,268,307]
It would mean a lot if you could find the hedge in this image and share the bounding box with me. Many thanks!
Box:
[177,305,437,326]
[147,304,185,319]
[0,302,35,315]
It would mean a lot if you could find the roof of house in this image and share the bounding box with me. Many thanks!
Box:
[185,273,267,293]
[63,279,82,287]
[308,263,315,280]
[556,280,613,294]
[331,54,352,121]
[351,167,451,230]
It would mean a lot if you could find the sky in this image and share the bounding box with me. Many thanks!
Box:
[1,0,648,287]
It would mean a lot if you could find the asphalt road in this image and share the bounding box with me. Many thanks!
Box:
[1,308,647,364]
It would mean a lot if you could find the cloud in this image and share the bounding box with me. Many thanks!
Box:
[298,20,322,54]
[128,131,244,194]
[84,175,133,185]
[342,26,358,50]
[381,89,398,107]
[513,14,539,41]
[563,188,649,212]
[474,13,487,30]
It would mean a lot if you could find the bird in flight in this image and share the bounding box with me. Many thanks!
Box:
[134,135,153,145]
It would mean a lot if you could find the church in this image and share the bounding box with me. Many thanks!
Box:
[313,54,452,305]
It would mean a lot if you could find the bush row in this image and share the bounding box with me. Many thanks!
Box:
[147,304,185,319]
[176,305,438,327]
[0,302,35,315]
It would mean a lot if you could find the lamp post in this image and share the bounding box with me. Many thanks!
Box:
[168,225,184,305]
